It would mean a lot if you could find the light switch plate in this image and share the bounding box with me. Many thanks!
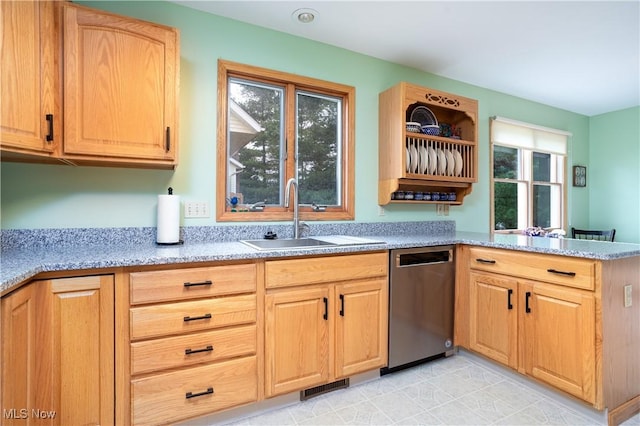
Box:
[184,201,210,218]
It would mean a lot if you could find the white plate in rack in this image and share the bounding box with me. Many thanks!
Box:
[428,147,437,174]
[406,147,410,172]
[419,146,428,174]
[445,149,455,176]
[410,145,419,173]
[437,148,446,175]
[454,149,463,176]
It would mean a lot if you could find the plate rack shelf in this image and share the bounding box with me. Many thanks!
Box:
[378,82,478,205]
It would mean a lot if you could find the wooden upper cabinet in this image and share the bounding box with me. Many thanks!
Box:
[0,0,59,157]
[62,3,179,168]
[378,82,478,205]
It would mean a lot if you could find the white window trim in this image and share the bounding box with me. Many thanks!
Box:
[490,117,570,234]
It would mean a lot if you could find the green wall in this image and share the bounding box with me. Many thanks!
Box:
[588,107,640,243]
[0,1,613,235]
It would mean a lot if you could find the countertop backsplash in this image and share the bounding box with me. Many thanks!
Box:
[1,220,456,251]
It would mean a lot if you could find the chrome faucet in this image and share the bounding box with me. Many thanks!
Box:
[284,178,301,238]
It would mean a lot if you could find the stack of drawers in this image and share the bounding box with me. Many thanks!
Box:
[128,263,258,425]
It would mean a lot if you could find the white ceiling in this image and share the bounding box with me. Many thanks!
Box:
[172,0,640,116]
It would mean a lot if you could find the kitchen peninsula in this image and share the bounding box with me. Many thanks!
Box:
[1,222,639,425]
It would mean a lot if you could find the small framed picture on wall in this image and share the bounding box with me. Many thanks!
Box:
[573,165,587,187]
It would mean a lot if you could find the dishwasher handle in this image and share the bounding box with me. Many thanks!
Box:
[396,249,453,267]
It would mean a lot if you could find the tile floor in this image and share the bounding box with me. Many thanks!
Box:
[221,352,640,426]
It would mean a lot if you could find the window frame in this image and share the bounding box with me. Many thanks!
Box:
[490,117,568,234]
[216,59,355,222]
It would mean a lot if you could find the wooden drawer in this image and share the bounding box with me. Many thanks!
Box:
[131,356,257,426]
[131,324,256,375]
[130,294,256,340]
[129,263,257,305]
[265,252,387,289]
[468,247,596,290]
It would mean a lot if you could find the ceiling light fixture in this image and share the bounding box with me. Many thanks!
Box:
[292,8,317,24]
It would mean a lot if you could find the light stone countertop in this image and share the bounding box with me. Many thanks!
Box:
[2,225,639,296]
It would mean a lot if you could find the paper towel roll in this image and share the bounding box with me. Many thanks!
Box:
[157,193,180,244]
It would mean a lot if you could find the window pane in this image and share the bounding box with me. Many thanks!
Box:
[296,91,341,206]
[533,184,551,228]
[228,79,284,205]
[493,146,518,179]
[494,181,519,230]
[533,152,551,182]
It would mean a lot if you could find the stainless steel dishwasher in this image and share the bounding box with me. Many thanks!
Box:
[383,245,455,373]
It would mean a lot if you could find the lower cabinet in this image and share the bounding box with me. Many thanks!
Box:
[1,274,114,425]
[265,286,332,396]
[469,271,518,368]
[520,280,595,403]
[127,263,259,426]
[335,280,388,378]
[1,283,40,425]
[1,255,386,424]
[264,252,388,398]
[466,247,596,405]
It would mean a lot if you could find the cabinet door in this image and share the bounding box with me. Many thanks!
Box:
[62,3,178,164]
[1,284,44,425]
[265,287,331,397]
[469,272,518,368]
[335,278,388,378]
[42,275,115,425]
[1,0,57,154]
[521,281,595,404]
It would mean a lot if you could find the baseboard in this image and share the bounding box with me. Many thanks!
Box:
[608,395,640,426]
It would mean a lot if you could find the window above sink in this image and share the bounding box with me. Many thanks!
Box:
[216,60,355,222]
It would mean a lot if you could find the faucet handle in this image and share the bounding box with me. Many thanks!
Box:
[298,222,310,236]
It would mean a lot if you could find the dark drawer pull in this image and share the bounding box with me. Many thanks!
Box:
[183,280,213,288]
[185,345,213,355]
[323,297,328,320]
[476,258,496,264]
[183,313,212,322]
[185,387,213,399]
[525,291,532,313]
[547,269,576,277]
[45,114,54,142]
[507,288,513,310]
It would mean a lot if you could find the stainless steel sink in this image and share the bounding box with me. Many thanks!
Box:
[240,235,385,251]
[240,237,336,250]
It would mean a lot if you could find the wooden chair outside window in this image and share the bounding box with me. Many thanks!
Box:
[571,227,616,242]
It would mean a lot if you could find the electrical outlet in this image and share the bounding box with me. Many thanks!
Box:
[184,201,210,218]
[624,285,632,308]
[378,206,385,216]
[436,204,449,216]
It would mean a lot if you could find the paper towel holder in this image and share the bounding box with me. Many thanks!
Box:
[156,187,184,246]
